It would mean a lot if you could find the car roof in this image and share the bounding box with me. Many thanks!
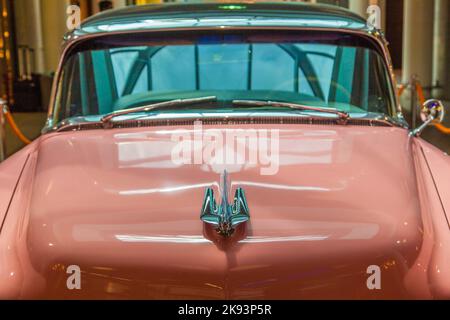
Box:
[72,2,370,38]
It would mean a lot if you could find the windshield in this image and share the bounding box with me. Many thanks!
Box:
[53,30,395,125]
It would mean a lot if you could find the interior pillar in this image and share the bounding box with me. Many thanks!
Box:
[402,0,434,98]
[432,0,449,99]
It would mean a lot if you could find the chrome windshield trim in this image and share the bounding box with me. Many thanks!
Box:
[49,111,404,133]
[45,25,401,133]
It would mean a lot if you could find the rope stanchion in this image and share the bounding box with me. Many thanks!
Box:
[2,106,31,145]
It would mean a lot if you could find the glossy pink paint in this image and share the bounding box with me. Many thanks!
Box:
[0,124,448,299]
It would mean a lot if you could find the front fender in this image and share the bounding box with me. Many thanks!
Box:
[0,143,35,233]
[0,140,47,299]
[416,139,450,225]
[405,138,450,299]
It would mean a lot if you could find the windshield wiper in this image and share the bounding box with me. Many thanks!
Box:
[101,96,217,128]
[232,100,350,124]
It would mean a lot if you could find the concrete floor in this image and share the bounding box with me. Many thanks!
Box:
[3,108,450,158]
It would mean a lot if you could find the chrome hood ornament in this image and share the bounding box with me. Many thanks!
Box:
[200,171,250,237]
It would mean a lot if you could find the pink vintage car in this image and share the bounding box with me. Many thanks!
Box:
[0,3,449,300]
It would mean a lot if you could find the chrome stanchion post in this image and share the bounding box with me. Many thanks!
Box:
[0,99,7,162]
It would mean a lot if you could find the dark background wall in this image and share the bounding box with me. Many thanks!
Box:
[385,0,404,70]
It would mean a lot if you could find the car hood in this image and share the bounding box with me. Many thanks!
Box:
[24,124,422,299]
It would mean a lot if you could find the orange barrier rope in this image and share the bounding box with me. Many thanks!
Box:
[3,107,31,145]
[415,82,426,105]
[434,123,450,134]
[397,84,407,97]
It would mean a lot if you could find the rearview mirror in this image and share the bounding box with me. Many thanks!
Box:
[410,99,445,137]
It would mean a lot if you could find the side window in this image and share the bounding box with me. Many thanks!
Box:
[296,44,337,101]
[110,49,140,96]
[60,55,81,118]
[298,67,314,97]
[252,44,295,92]
[333,47,356,105]
[132,65,148,95]
[198,44,248,90]
[151,45,196,92]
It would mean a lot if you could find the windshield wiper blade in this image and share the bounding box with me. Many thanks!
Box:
[232,99,350,124]
[101,96,217,128]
